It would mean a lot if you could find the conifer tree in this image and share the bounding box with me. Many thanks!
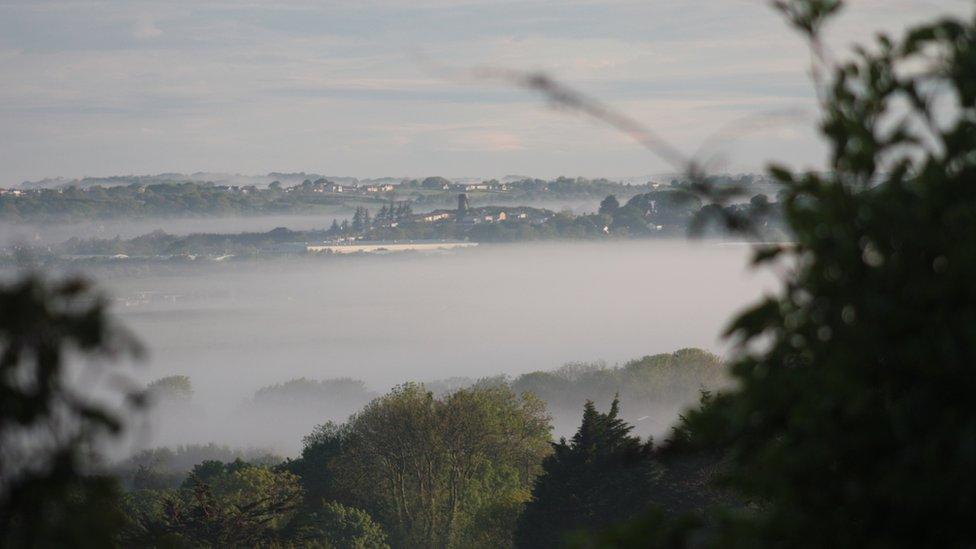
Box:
[351,207,367,232]
[514,398,657,548]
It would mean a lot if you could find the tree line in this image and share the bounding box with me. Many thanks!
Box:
[112,350,728,546]
[121,382,720,547]
[124,348,726,465]
[0,182,373,222]
[0,177,683,223]
[36,188,781,260]
[0,275,733,548]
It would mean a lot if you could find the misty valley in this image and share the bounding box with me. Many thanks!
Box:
[0,158,780,544]
[97,242,770,453]
[83,239,765,547]
[3,0,973,546]
[0,175,774,453]
[1,228,774,547]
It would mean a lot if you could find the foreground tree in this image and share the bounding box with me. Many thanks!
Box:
[0,273,142,547]
[515,399,657,548]
[335,383,552,548]
[592,1,976,546]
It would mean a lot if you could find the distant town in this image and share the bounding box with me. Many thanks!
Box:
[3,180,784,265]
[0,173,779,223]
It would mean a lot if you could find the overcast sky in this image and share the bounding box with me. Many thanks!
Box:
[0,0,971,185]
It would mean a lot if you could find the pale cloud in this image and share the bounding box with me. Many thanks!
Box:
[0,0,972,184]
[131,17,163,39]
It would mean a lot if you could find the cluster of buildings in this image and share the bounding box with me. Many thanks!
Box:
[315,179,514,194]
[291,179,396,195]
[451,181,509,192]
[408,194,547,226]
[214,185,258,194]
[447,181,509,193]
[0,178,512,199]
[418,180,511,192]
[306,240,478,254]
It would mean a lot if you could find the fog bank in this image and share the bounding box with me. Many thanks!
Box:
[84,241,774,454]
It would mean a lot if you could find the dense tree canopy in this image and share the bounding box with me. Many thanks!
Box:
[123,460,303,546]
[334,383,552,548]
[594,1,976,546]
[283,500,390,548]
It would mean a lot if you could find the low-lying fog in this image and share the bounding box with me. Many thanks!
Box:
[0,213,352,246]
[73,241,776,458]
[0,199,602,246]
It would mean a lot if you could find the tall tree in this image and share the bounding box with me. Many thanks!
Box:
[598,194,619,216]
[395,202,413,222]
[595,2,976,547]
[280,421,351,506]
[514,398,658,548]
[335,383,551,548]
[351,207,367,232]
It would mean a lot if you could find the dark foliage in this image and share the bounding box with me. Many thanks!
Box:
[598,194,620,216]
[279,422,352,507]
[122,460,302,547]
[0,273,142,546]
[515,399,658,548]
[594,1,976,546]
[283,500,390,548]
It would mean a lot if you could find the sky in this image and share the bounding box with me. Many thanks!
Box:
[0,0,971,185]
